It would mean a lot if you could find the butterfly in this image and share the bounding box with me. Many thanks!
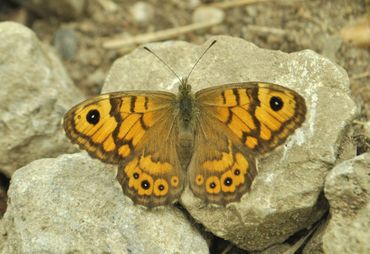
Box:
[63,44,306,208]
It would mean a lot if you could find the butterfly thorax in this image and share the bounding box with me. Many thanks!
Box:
[177,79,197,130]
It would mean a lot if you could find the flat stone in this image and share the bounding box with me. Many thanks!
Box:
[0,153,208,254]
[104,35,356,251]
[0,22,84,176]
[322,153,370,254]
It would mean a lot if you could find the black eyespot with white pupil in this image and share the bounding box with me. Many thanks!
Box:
[158,185,165,191]
[210,182,216,189]
[86,109,100,125]
[270,96,283,111]
[141,180,150,190]
[224,177,233,186]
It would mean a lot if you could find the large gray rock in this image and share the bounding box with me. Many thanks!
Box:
[104,36,357,251]
[322,153,370,254]
[0,22,84,176]
[0,153,208,254]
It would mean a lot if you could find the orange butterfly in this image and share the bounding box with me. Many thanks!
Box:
[63,42,306,207]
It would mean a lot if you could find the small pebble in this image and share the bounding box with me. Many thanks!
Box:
[192,7,224,24]
[129,2,155,26]
[54,28,79,60]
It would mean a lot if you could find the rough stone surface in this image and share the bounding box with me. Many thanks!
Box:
[0,22,84,176]
[322,153,370,254]
[0,153,208,254]
[104,36,357,251]
[12,0,86,20]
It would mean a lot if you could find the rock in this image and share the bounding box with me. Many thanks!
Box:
[54,27,79,60]
[129,2,155,27]
[0,22,84,176]
[322,153,370,253]
[103,35,356,251]
[192,7,225,24]
[188,0,201,10]
[0,153,209,253]
[96,0,118,13]
[12,0,86,20]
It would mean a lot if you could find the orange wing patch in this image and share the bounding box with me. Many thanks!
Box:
[64,95,120,163]
[189,137,257,205]
[197,86,261,151]
[63,92,175,164]
[117,152,183,207]
[200,141,251,197]
[253,83,306,153]
[196,83,306,154]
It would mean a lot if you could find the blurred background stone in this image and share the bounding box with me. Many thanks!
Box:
[129,2,155,27]
[54,27,79,60]
[11,0,86,20]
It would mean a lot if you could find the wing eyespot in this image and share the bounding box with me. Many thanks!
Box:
[153,179,169,196]
[223,177,233,186]
[86,109,100,125]
[171,176,179,187]
[196,175,204,185]
[141,180,151,190]
[269,96,284,111]
[205,176,221,193]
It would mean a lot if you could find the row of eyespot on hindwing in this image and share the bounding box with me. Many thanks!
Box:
[123,157,180,197]
[197,152,249,194]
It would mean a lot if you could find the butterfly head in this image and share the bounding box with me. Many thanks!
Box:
[179,77,192,94]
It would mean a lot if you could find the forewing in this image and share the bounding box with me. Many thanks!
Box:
[195,82,306,154]
[63,91,175,164]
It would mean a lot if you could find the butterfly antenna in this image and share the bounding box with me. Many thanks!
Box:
[144,46,182,84]
[186,40,217,81]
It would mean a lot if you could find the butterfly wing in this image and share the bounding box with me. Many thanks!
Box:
[63,91,184,207]
[189,82,306,205]
[188,115,257,205]
[116,113,185,207]
[196,82,306,153]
